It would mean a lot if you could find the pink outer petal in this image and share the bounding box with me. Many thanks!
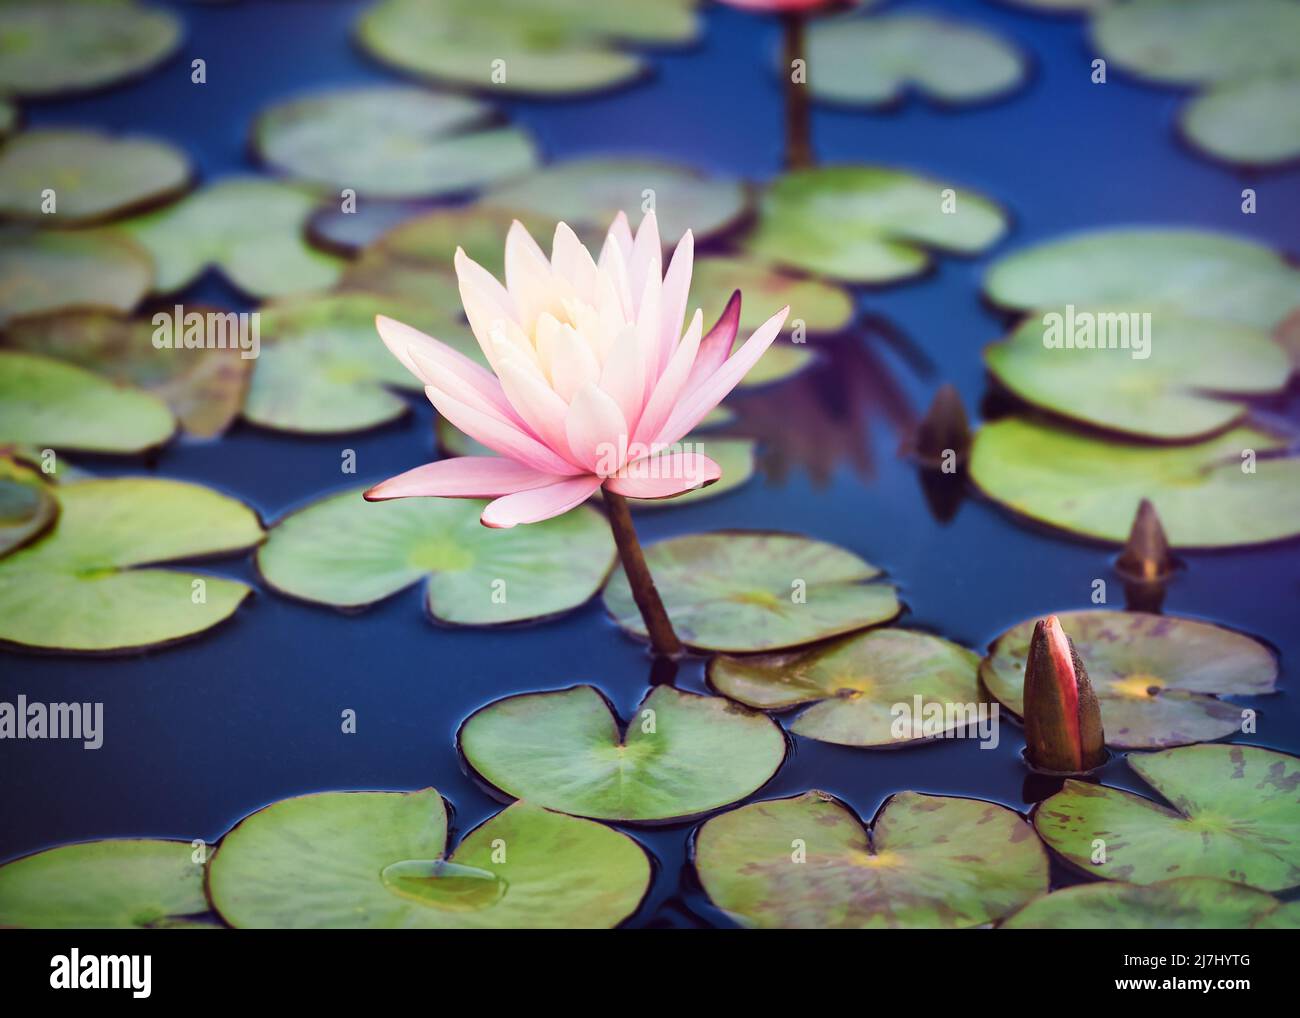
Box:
[481,474,603,529]
[378,317,519,423]
[633,308,703,447]
[603,452,721,499]
[425,383,581,477]
[364,457,562,501]
[657,230,694,375]
[683,290,741,394]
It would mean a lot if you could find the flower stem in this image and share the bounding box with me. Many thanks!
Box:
[603,491,684,659]
[782,13,813,170]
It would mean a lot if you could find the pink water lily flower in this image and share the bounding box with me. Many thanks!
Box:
[365,211,789,529]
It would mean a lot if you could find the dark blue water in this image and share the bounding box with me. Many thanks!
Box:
[4,0,1298,927]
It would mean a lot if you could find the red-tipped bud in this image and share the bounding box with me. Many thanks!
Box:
[1116,498,1172,582]
[1023,615,1106,773]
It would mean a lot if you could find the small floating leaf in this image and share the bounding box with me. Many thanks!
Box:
[695,790,1048,928]
[460,685,786,821]
[710,628,981,748]
[0,228,152,324]
[1181,75,1300,167]
[981,610,1276,750]
[1034,744,1300,891]
[1001,877,1286,930]
[970,417,1300,547]
[690,254,853,337]
[603,531,900,652]
[208,790,649,928]
[0,477,263,652]
[257,487,614,625]
[0,456,58,557]
[254,86,537,199]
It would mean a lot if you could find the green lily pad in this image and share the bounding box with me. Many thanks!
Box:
[0,456,57,557]
[603,531,900,652]
[984,228,1300,330]
[0,351,174,453]
[970,417,1300,548]
[356,0,696,97]
[244,293,477,434]
[335,249,468,315]
[690,255,853,336]
[484,157,746,245]
[460,685,786,821]
[1034,744,1300,891]
[1001,877,1287,930]
[710,628,981,748]
[4,312,249,438]
[0,839,216,929]
[0,99,16,139]
[984,311,1292,440]
[0,128,190,224]
[308,199,432,254]
[1091,0,1300,86]
[0,2,182,98]
[0,228,152,324]
[208,790,648,928]
[0,477,262,652]
[1251,901,1300,929]
[1181,75,1300,167]
[257,487,614,625]
[115,178,344,298]
[361,204,556,279]
[695,790,1048,929]
[805,14,1026,107]
[745,166,1007,283]
[254,86,537,199]
[981,610,1276,750]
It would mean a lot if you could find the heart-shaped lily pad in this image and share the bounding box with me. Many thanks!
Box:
[984,228,1300,330]
[0,351,174,453]
[460,685,786,821]
[0,839,217,929]
[0,129,191,224]
[695,790,1048,928]
[981,610,1276,750]
[984,311,1292,440]
[115,178,344,298]
[253,86,537,199]
[1001,877,1288,930]
[0,228,152,324]
[484,158,746,246]
[4,312,249,438]
[1181,75,1300,167]
[208,789,649,928]
[745,166,1007,283]
[0,477,263,652]
[244,293,477,434]
[710,628,981,748]
[0,456,58,557]
[971,417,1300,547]
[690,255,853,337]
[805,14,1026,107]
[356,0,696,97]
[0,2,182,98]
[257,487,614,625]
[1035,744,1300,891]
[603,531,900,652]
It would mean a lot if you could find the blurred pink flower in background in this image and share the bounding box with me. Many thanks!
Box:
[366,211,788,528]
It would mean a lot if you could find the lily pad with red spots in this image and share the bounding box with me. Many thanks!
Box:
[1001,877,1290,929]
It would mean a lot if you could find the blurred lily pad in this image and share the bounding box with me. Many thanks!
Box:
[0,129,190,224]
[0,456,57,557]
[690,255,853,336]
[746,166,1007,283]
[710,628,981,748]
[308,199,432,254]
[805,14,1026,107]
[1181,75,1300,167]
[116,178,344,298]
[356,0,696,97]
[257,487,614,625]
[0,839,217,929]
[602,531,900,652]
[209,790,648,928]
[985,228,1300,329]
[0,2,182,98]
[1034,744,1300,891]
[981,610,1276,750]
[254,86,537,199]
[984,311,1292,440]
[0,228,152,324]
[485,157,746,245]
[4,312,249,438]
[970,417,1300,547]
[695,790,1048,928]
[0,351,174,453]
[1001,877,1288,930]
[0,477,263,652]
[0,100,16,139]
[335,249,466,314]
[460,685,786,821]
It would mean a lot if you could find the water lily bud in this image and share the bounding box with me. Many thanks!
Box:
[911,383,970,468]
[1023,615,1106,773]
[1116,498,1172,582]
